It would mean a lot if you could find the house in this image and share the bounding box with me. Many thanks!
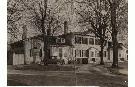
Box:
[8,32,128,65]
[7,22,128,65]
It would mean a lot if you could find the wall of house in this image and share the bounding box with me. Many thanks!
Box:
[50,46,73,64]
[25,38,44,64]
[13,53,24,65]
[16,33,127,65]
[118,47,128,62]
[109,47,128,63]
[70,34,110,64]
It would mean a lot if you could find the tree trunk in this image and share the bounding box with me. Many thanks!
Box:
[112,36,118,68]
[24,40,26,64]
[110,3,119,68]
[43,34,48,65]
[100,43,104,65]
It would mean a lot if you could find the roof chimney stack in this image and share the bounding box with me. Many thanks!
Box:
[64,21,68,35]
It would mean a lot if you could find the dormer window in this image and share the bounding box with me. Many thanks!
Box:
[61,38,65,43]
[57,38,61,43]
[56,38,65,43]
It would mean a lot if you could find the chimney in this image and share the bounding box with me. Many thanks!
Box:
[22,25,27,40]
[64,21,68,34]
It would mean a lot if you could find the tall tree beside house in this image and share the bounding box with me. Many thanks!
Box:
[21,0,63,65]
[76,0,111,65]
[107,0,128,68]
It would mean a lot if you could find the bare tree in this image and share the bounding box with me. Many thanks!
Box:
[76,0,110,65]
[21,0,63,65]
[108,0,127,68]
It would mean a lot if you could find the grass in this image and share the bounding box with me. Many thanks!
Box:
[7,72,128,86]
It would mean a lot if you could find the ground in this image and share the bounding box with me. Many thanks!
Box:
[7,62,128,86]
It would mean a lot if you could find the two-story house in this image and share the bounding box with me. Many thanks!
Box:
[8,22,128,65]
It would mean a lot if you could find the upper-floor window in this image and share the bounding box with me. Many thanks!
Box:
[95,39,100,45]
[82,37,88,44]
[108,42,112,47]
[126,50,128,54]
[89,38,94,45]
[75,36,82,44]
[57,38,61,43]
[57,38,65,43]
[119,53,121,57]
[61,38,65,43]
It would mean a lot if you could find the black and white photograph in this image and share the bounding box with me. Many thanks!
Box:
[7,0,128,86]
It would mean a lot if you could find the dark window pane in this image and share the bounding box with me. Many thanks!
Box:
[104,51,106,57]
[39,49,42,57]
[89,38,94,45]
[80,50,81,57]
[82,38,88,44]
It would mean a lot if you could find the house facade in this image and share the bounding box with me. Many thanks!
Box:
[8,32,128,65]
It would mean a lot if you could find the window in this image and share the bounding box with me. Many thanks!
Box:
[61,38,65,43]
[75,50,76,57]
[57,38,61,43]
[86,50,89,57]
[126,50,128,54]
[82,37,88,44]
[75,50,80,57]
[108,42,112,47]
[30,49,32,57]
[95,39,100,45]
[82,50,86,57]
[91,51,94,57]
[82,50,84,57]
[97,52,100,57]
[119,53,121,57]
[95,51,100,57]
[89,38,94,45]
[39,49,42,57]
[104,51,107,57]
[59,48,62,57]
[92,58,96,62]
[33,39,38,48]
[120,58,124,61]
[80,50,82,57]
[75,36,82,44]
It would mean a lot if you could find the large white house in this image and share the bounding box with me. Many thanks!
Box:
[8,31,128,65]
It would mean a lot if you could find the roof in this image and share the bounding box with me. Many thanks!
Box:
[59,31,95,37]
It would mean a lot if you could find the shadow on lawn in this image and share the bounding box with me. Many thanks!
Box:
[13,64,75,71]
[7,80,28,86]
